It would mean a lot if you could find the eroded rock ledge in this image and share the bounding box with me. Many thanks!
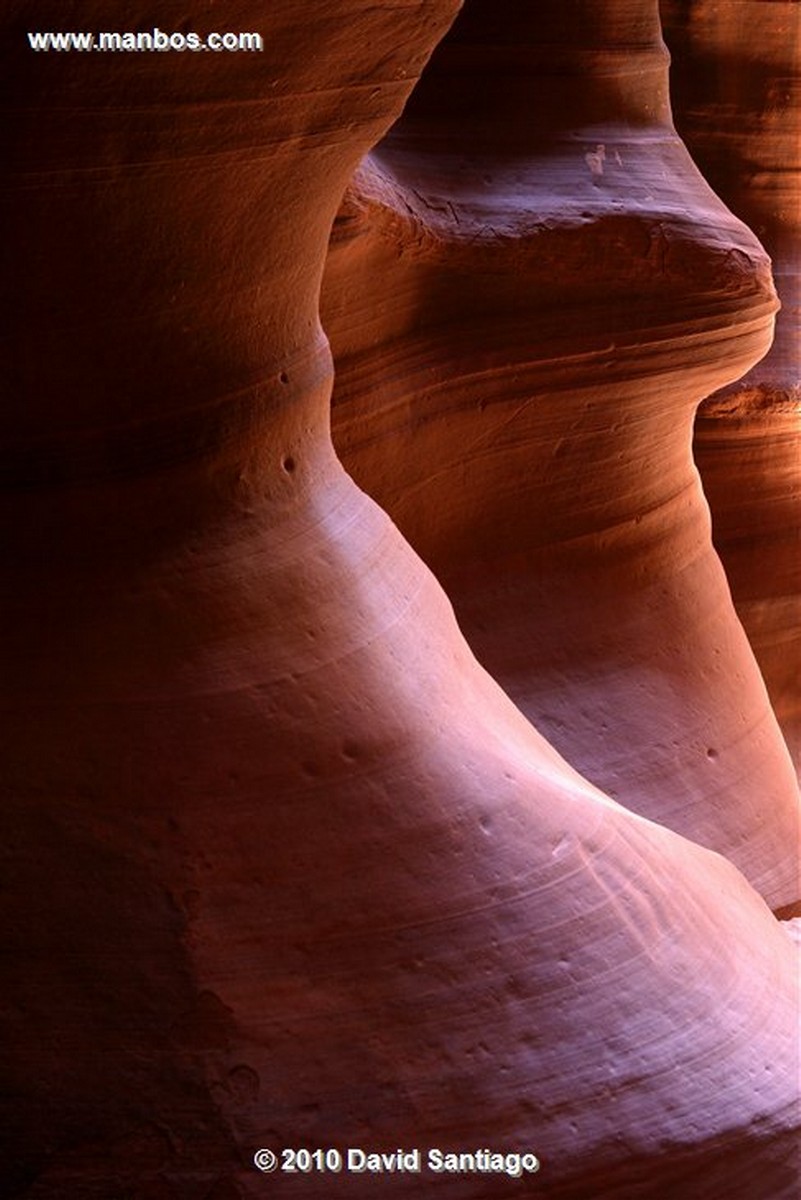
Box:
[323,0,800,912]
[662,0,801,773]
[2,1,799,1197]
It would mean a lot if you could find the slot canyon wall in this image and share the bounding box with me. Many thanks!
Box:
[660,0,801,773]
[322,0,801,910]
[2,2,799,1199]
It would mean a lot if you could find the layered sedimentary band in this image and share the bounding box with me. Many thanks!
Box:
[661,0,801,773]
[323,0,801,911]
[2,2,799,1197]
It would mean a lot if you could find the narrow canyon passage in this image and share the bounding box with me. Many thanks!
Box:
[2,2,799,1198]
[323,0,801,911]
[661,0,801,775]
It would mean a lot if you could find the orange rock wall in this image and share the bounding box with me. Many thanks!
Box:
[2,2,799,1198]
[661,0,801,770]
[323,0,800,909]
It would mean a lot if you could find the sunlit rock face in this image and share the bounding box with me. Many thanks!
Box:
[323,0,800,911]
[2,1,799,1198]
[661,0,801,777]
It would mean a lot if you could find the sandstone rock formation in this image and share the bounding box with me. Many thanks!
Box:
[322,0,801,911]
[661,0,801,777]
[3,2,799,1198]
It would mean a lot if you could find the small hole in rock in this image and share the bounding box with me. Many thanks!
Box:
[706,747,718,760]
[279,370,289,385]
[282,456,296,474]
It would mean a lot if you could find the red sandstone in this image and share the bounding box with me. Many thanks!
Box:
[662,0,801,774]
[323,0,801,911]
[2,2,799,1197]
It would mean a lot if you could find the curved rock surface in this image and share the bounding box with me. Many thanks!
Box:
[322,0,801,910]
[2,2,799,1198]
[661,0,801,774]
